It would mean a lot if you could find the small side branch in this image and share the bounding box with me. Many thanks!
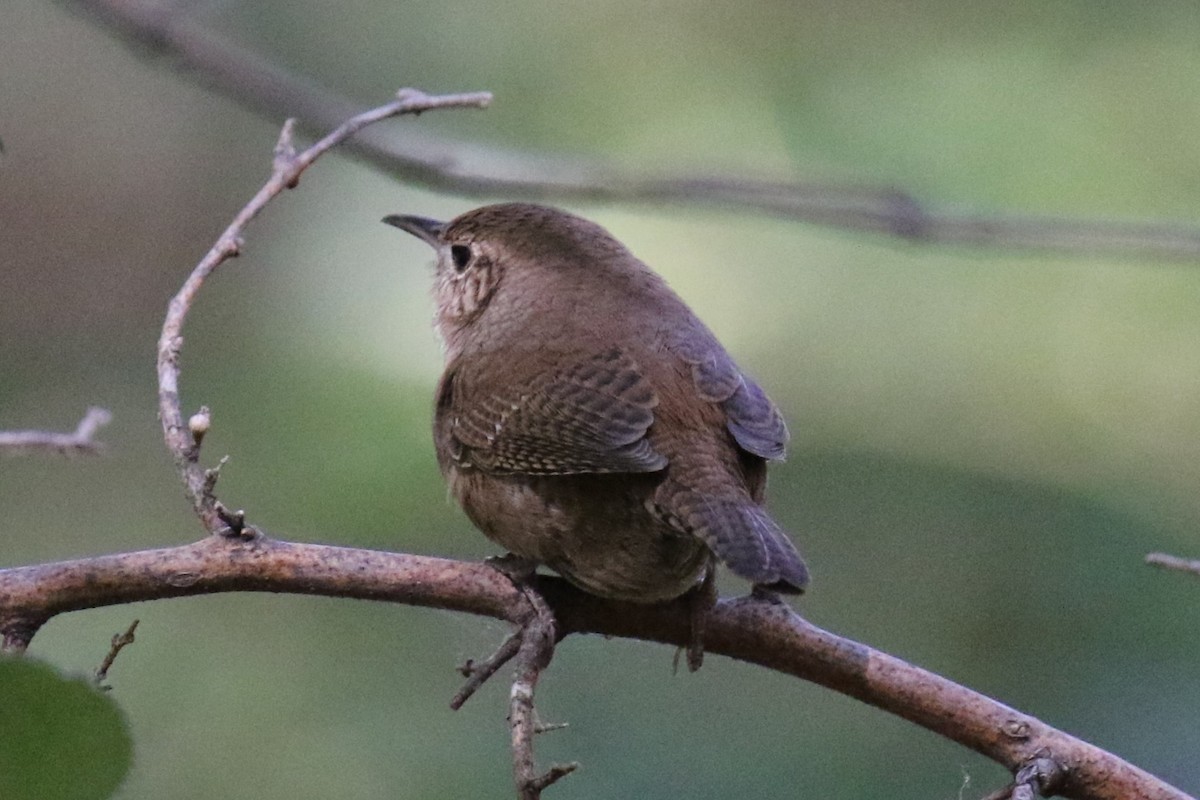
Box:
[1,617,45,655]
[451,631,522,711]
[1145,552,1200,578]
[508,590,577,799]
[94,619,140,690]
[0,407,112,455]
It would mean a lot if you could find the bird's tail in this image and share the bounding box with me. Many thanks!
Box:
[667,490,809,592]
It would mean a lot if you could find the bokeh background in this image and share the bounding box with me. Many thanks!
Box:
[4,1,1200,797]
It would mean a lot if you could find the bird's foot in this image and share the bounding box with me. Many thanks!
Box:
[750,583,786,605]
[484,552,539,583]
[722,583,795,616]
[675,560,717,673]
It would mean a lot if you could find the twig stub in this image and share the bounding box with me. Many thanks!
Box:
[94,619,140,690]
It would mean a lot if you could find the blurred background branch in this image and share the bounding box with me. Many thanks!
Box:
[1146,552,1200,579]
[0,407,112,455]
[69,0,1200,262]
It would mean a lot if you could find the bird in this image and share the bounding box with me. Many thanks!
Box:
[383,203,807,663]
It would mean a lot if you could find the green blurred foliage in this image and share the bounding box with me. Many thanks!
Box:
[0,658,132,800]
[2,0,1199,798]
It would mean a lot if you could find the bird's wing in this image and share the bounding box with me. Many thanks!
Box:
[722,376,789,461]
[441,348,667,475]
[670,328,789,461]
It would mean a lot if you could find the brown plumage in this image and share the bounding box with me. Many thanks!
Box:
[384,203,808,604]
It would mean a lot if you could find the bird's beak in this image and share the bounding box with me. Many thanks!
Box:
[382,214,446,248]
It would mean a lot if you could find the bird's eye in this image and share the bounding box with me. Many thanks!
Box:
[450,244,472,272]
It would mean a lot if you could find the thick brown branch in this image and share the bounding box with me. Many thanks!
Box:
[70,0,1200,261]
[0,539,1189,800]
[0,407,112,455]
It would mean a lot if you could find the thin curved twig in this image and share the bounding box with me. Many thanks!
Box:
[0,536,1189,800]
[0,407,112,455]
[154,88,489,533]
[69,0,1200,262]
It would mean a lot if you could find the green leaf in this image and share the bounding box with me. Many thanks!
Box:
[0,657,132,800]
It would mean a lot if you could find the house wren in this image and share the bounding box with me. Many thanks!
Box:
[383,203,808,608]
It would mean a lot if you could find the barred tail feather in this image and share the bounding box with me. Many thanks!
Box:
[669,491,809,592]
